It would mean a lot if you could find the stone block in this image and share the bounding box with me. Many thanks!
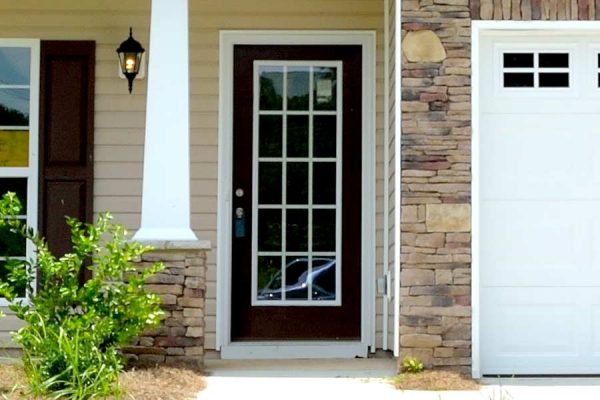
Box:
[435,270,453,285]
[434,347,454,358]
[402,30,447,62]
[401,269,435,286]
[179,297,204,308]
[426,204,470,232]
[185,346,204,356]
[401,333,443,348]
[146,273,185,285]
[415,233,445,248]
[166,347,185,355]
[186,327,204,338]
[145,284,183,296]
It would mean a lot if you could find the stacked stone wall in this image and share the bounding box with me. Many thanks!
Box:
[124,249,207,369]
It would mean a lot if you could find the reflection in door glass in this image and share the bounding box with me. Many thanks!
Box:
[287,67,309,110]
[259,115,282,157]
[257,257,282,300]
[258,209,282,252]
[0,48,30,85]
[259,66,283,110]
[314,67,337,111]
[0,89,30,125]
[287,115,309,157]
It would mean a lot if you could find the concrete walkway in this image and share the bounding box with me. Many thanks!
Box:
[198,358,600,400]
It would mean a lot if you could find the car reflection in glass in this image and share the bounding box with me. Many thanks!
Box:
[257,257,336,301]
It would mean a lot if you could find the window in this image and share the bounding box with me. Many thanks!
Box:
[0,40,39,303]
[503,52,570,88]
[252,61,342,306]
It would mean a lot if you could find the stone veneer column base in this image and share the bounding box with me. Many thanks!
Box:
[123,240,210,369]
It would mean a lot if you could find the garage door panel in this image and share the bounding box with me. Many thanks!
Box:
[481,115,600,200]
[482,288,600,374]
[481,201,597,287]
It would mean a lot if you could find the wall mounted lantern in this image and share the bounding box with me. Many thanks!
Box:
[116,27,145,93]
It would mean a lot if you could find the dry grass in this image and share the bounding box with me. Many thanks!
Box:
[118,366,206,400]
[0,363,206,400]
[392,369,481,391]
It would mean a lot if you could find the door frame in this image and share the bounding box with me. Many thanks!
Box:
[217,30,376,359]
[471,20,600,378]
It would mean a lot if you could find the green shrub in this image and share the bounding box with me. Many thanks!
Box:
[0,192,165,399]
[401,356,425,374]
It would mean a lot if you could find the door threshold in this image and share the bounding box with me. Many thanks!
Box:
[220,341,368,359]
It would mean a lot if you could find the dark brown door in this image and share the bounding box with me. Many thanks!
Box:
[39,41,94,264]
[231,45,362,341]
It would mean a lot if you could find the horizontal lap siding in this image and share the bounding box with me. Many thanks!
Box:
[0,1,150,347]
[0,0,386,352]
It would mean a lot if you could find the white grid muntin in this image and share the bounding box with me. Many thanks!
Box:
[502,51,570,88]
[251,60,343,307]
[0,39,40,307]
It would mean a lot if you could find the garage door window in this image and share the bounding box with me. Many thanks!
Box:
[503,52,569,88]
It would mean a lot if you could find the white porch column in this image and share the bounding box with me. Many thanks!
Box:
[134,0,198,242]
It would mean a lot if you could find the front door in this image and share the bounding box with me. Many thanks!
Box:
[231,45,362,341]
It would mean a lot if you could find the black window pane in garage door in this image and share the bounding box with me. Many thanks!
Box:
[539,73,569,88]
[539,53,569,68]
[503,53,533,68]
[504,73,534,88]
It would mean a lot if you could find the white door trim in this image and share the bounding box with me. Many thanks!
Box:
[216,30,376,359]
[471,20,600,378]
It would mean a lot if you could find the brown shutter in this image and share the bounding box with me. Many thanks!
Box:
[39,41,95,262]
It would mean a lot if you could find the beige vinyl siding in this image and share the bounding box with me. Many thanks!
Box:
[0,0,387,353]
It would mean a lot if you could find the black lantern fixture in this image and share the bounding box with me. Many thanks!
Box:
[116,27,145,93]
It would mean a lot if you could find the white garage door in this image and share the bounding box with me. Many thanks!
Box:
[480,33,600,375]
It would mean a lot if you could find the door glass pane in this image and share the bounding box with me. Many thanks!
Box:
[286,209,308,252]
[286,162,308,204]
[287,67,309,111]
[287,115,308,157]
[259,115,282,157]
[313,115,336,158]
[258,209,282,252]
[313,209,336,252]
[259,66,283,110]
[0,260,25,297]
[0,226,25,257]
[285,257,308,299]
[0,48,30,85]
[314,67,337,111]
[0,130,28,167]
[257,256,282,301]
[0,89,29,125]
[258,162,282,204]
[0,178,27,209]
[313,162,336,205]
[312,257,336,301]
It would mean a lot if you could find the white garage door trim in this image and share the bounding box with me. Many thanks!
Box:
[472,20,600,379]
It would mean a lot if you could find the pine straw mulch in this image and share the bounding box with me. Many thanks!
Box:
[0,363,206,400]
[392,369,481,391]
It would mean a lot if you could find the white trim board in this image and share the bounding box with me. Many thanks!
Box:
[471,20,600,379]
[217,30,377,359]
